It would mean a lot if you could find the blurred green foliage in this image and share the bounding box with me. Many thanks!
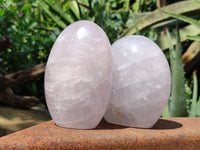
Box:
[0,0,200,117]
[0,0,59,102]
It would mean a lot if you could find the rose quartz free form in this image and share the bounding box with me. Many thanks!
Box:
[104,35,171,128]
[45,21,112,129]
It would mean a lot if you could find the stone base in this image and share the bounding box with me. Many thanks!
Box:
[0,117,200,149]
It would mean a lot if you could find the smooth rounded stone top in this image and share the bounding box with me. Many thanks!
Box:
[104,35,171,128]
[45,20,112,129]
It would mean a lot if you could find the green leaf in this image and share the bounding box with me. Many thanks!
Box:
[69,1,80,20]
[131,0,140,13]
[129,12,140,35]
[187,36,200,42]
[194,0,200,4]
[123,0,200,36]
[164,11,200,30]
[124,0,130,11]
[166,29,175,106]
[29,22,38,29]
[0,9,5,17]
[157,25,200,50]
[166,28,175,67]
[189,73,198,117]
[75,0,82,18]
[196,97,200,116]
[40,1,67,29]
[21,4,31,11]
[105,1,110,14]
[162,103,170,118]
[44,0,74,24]
[169,21,187,117]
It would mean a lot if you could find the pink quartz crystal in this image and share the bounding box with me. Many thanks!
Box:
[45,20,112,129]
[104,35,171,128]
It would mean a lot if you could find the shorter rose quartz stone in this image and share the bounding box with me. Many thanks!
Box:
[104,35,171,128]
[45,20,112,129]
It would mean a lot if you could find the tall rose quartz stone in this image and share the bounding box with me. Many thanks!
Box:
[45,20,112,129]
[104,35,171,128]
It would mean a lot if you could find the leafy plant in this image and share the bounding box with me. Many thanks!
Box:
[189,72,198,117]
[165,22,187,117]
[159,2,200,117]
[123,0,200,37]
[39,0,131,43]
[196,97,200,116]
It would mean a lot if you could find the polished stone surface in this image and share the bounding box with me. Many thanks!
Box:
[104,35,171,128]
[45,20,112,129]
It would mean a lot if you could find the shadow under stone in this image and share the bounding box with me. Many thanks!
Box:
[95,118,182,130]
[151,118,183,130]
[95,118,128,130]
